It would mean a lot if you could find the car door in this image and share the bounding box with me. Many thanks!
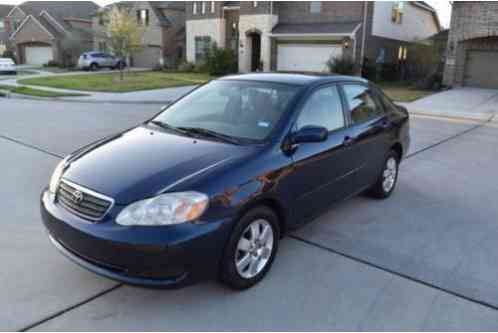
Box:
[340,83,391,190]
[286,84,359,223]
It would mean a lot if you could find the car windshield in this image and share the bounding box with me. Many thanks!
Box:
[152,80,300,143]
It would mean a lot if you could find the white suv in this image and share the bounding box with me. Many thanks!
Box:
[78,52,126,71]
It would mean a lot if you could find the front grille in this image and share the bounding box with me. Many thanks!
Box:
[56,180,113,221]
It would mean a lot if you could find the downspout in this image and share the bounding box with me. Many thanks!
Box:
[360,1,368,66]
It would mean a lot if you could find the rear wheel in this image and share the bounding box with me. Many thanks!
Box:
[220,206,280,290]
[368,150,399,199]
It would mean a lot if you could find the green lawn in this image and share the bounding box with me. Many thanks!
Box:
[0,85,87,98]
[377,81,433,103]
[18,72,214,93]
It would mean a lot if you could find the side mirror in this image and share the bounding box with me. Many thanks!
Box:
[291,126,328,144]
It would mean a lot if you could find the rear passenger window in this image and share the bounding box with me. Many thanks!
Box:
[296,85,344,132]
[342,84,384,124]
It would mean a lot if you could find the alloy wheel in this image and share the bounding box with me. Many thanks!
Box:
[235,219,274,279]
[382,157,397,193]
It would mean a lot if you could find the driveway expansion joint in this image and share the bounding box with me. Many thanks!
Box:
[290,235,498,312]
[0,134,64,159]
[19,284,123,332]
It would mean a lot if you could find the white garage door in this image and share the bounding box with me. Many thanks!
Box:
[277,44,343,72]
[25,46,53,66]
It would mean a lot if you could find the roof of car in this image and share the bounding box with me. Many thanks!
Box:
[220,73,368,86]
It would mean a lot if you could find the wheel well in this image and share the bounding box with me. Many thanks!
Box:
[391,142,403,160]
[238,198,287,237]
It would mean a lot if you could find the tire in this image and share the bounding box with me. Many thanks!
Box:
[368,150,400,199]
[118,61,125,70]
[90,63,98,71]
[220,206,280,290]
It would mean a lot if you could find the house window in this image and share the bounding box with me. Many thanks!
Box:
[398,46,408,61]
[310,2,321,14]
[202,2,206,14]
[193,2,197,14]
[0,19,4,30]
[12,20,20,31]
[391,2,404,24]
[211,1,215,13]
[98,41,107,52]
[137,9,149,26]
[195,36,211,62]
[253,1,258,7]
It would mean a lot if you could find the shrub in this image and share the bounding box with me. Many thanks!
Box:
[2,50,16,64]
[327,57,355,75]
[204,43,238,76]
[44,60,60,67]
[177,61,195,72]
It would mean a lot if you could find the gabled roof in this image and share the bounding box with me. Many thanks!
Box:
[9,14,56,40]
[10,1,99,31]
[0,5,14,18]
[411,1,442,31]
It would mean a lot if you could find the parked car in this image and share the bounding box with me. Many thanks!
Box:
[41,73,410,289]
[77,52,126,71]
[0,58,16,75]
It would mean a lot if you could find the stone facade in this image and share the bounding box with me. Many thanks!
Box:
[186,1,440,73]
[93,2,185,68]
[443,2,498,87]
[5,2,98,65]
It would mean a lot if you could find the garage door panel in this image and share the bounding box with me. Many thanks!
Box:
[133,47,161,68]
[277,44,342,72]
[465,51,498,89]
[25,46,53,66]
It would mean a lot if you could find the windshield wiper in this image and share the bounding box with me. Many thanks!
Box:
[149,120,189,135]
[176,127,242,145]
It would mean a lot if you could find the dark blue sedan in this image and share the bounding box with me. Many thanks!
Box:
[41,73,410,289]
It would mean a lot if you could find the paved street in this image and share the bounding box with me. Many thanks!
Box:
[1,98,498,330]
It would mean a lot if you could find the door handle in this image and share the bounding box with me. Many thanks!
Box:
[380,119,390,129]
[343,136,355,147]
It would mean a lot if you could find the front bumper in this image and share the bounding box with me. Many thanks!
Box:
[41,190,232,288]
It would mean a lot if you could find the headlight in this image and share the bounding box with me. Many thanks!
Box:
[116,192,209,226]
[49,157,70,193]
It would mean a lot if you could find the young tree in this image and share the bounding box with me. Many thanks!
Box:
[105,7,145,80]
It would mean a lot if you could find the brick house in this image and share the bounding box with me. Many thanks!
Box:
[443,2,498,89]
[4,1,99,66]
[0,5,14,55]
[186,1,441,73]
[93,1,186,68]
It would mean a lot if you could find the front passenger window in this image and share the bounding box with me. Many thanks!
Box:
[342,85,384,124]
[296,86,344,132]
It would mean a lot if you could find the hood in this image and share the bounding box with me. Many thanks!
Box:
[63,125,255,204]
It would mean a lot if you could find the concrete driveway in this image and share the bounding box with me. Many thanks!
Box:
[402,87,498,120]
[1,98,498,330]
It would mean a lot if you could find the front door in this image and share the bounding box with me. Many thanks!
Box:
[251,34,261,72]
[286,85,358,224]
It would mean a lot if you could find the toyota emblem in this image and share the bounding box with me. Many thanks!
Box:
[71,190,84,204]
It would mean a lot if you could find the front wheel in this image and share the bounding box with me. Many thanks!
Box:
[220,206,280,290]
[368,150,399,199]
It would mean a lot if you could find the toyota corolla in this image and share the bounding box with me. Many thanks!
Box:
[41,73,410,289]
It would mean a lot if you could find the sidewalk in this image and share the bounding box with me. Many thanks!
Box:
[1,68,196,104]
[399,87,498,121]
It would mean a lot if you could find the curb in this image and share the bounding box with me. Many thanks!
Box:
[3,93,172,105]
[407,109,495,122]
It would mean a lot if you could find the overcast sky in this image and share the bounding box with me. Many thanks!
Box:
[1,0,453,28]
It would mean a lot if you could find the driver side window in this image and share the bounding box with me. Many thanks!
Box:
[296,85,345,132]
